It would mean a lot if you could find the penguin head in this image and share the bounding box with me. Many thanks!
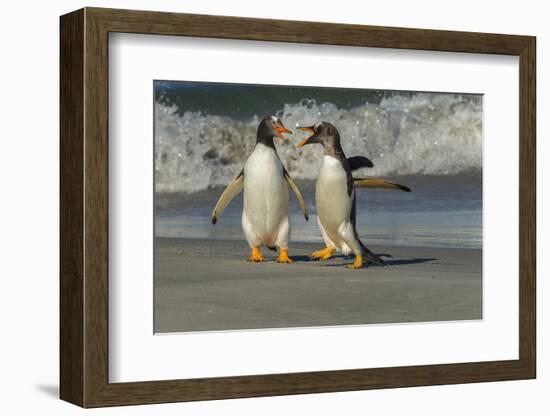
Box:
[257,116,293,144]
[296,121,341,149]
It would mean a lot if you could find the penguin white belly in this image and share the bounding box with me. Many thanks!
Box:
[315,155,355,253]
[242,145,290,248]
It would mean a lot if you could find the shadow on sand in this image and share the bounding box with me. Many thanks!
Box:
[381,257,437,266]
[290,254,437,267]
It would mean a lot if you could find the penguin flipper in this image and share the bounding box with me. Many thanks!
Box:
[353,177,411,192]
[347,156,374,171]
[211,170,244,224]
[284,170,309,221]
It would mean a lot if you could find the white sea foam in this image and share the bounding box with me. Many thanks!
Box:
[155,93,482,193]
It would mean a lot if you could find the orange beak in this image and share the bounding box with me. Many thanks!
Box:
[274,125,292,140]
[296,126,315,147]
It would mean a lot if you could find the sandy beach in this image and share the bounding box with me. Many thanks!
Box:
[154,238,482,333]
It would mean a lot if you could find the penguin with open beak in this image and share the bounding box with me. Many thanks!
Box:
[297,121,410,269]
[212,116,309,263]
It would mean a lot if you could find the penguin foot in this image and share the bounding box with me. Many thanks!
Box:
[277,248,293,264]
[345,255,364,269]
[247,247,265,262]
[309,246,335,260]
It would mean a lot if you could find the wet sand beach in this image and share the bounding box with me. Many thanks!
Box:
[154,238,482,333]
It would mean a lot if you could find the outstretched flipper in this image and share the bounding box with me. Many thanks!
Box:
[353,178,411,192]
[211,170,244,224]
[284,170,309,221]
[347,156,374,171]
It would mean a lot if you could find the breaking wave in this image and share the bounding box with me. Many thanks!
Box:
[155,93,482,194]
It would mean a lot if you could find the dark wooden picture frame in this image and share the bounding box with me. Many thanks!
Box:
[60,7,536,408]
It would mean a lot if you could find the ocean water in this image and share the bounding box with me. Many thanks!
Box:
[154,82,482,249]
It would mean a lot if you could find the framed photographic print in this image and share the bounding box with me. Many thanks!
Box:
[60,7,536,408]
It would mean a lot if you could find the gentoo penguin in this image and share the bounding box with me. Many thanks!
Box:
[212,116,309,263]
[297,121,410,269]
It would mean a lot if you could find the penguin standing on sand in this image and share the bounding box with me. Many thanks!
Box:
[212,116,309,263]
[296,121,410,269]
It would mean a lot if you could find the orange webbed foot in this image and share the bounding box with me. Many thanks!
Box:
[345,255,364,269]
[309,246,335,260]
[247,246,265,262]
[277,248,293,264]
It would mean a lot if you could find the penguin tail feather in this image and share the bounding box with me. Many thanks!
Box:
[267,246,277,252]
[360,242,385,266]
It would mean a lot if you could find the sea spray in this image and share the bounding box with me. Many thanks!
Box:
[154,93,482,194]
